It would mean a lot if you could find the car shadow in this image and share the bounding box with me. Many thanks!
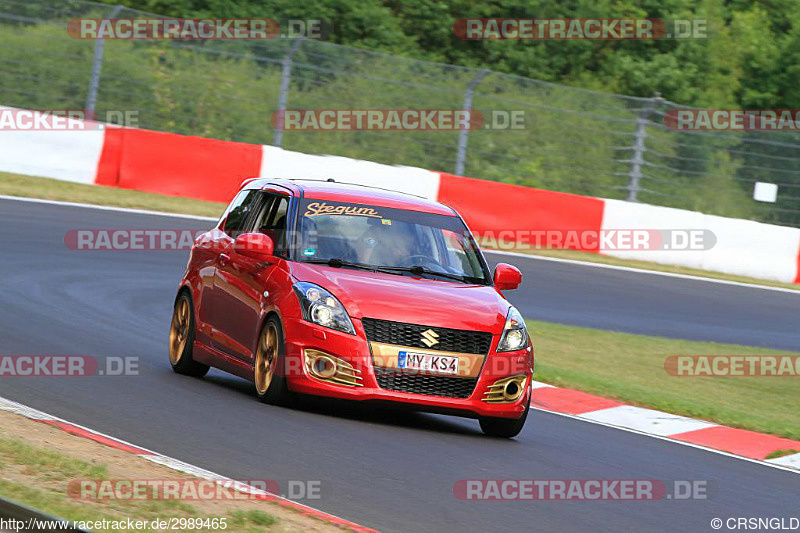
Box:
[201,372,485,437]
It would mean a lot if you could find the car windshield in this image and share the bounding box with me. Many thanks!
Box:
[294,199,490,284]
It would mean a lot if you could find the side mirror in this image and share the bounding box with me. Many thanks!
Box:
[493,263,522,291]
[233,233,274,262]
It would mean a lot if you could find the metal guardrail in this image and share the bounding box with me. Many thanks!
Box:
[0,497,89,532]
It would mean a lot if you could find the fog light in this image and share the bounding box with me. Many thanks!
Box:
[304,349,363,387]
[483,375,528,403]
[502,379,523,401]
[312,355,337,379]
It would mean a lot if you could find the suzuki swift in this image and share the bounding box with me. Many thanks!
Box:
[169,178,533,437]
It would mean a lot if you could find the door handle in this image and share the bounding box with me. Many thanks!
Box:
[219,253,231,265]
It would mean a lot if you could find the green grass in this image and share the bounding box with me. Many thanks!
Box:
[766,449,799,460]
[530,320,800,440]
[0,479,128,528]
[0,172,225,218]
[230,510,279,527]
[0,437,280,532]
[0,437,107,481]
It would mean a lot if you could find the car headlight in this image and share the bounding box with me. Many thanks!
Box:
[293,282,355,335]
[497,306,528,352]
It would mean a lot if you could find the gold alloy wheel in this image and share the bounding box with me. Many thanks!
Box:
[169,297,191,365]
[255,322,279,395]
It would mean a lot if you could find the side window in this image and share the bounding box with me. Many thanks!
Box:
[252,193,289,255]
[223,190,259,237]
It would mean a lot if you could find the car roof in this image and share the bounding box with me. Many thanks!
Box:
[245,178,457,216]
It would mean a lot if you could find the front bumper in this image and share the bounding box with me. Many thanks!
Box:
[283,317,533,419]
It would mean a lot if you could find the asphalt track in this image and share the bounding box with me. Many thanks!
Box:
[1,197,798,532]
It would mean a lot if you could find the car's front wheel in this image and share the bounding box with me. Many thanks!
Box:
[253,316,293,406]
[479,396,530,438]
[168,292,209,377]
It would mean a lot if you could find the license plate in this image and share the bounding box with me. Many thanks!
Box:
[397,351,458,375]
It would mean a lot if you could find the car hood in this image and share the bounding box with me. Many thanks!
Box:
[288,262,510,334]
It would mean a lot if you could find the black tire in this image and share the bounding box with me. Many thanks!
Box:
[168,292,209,378]
[479,396,530,438]
[254,316,293,406]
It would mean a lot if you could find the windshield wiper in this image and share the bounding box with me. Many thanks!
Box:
[376,265,471,283]
[304,258,378,272]
[306,258,478,283]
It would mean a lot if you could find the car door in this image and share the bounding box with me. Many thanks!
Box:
[195,189,255,345]
[212,191,290,361]
[203,188,261,357]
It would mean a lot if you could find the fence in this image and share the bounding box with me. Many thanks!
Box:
[1,0,800,227]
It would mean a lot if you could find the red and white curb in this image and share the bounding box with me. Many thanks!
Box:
[531,381,800,473]
[0,396,378,533]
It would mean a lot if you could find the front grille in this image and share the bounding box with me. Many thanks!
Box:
[374,368,477,399]
[362,318,492,355]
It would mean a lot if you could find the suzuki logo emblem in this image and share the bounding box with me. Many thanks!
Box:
[420,329,440,347]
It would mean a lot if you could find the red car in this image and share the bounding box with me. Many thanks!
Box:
[169,178,533,437]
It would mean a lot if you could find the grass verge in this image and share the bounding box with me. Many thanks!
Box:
[766,449,799,460]
[0,411,343,532]
[530,319,800,440]
[0,172,225,218]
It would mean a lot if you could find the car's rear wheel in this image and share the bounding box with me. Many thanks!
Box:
[479,396,530,438]
[168,292,209,377]
[254,316,292,405]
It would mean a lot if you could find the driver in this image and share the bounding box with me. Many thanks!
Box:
[361,220,419,267]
